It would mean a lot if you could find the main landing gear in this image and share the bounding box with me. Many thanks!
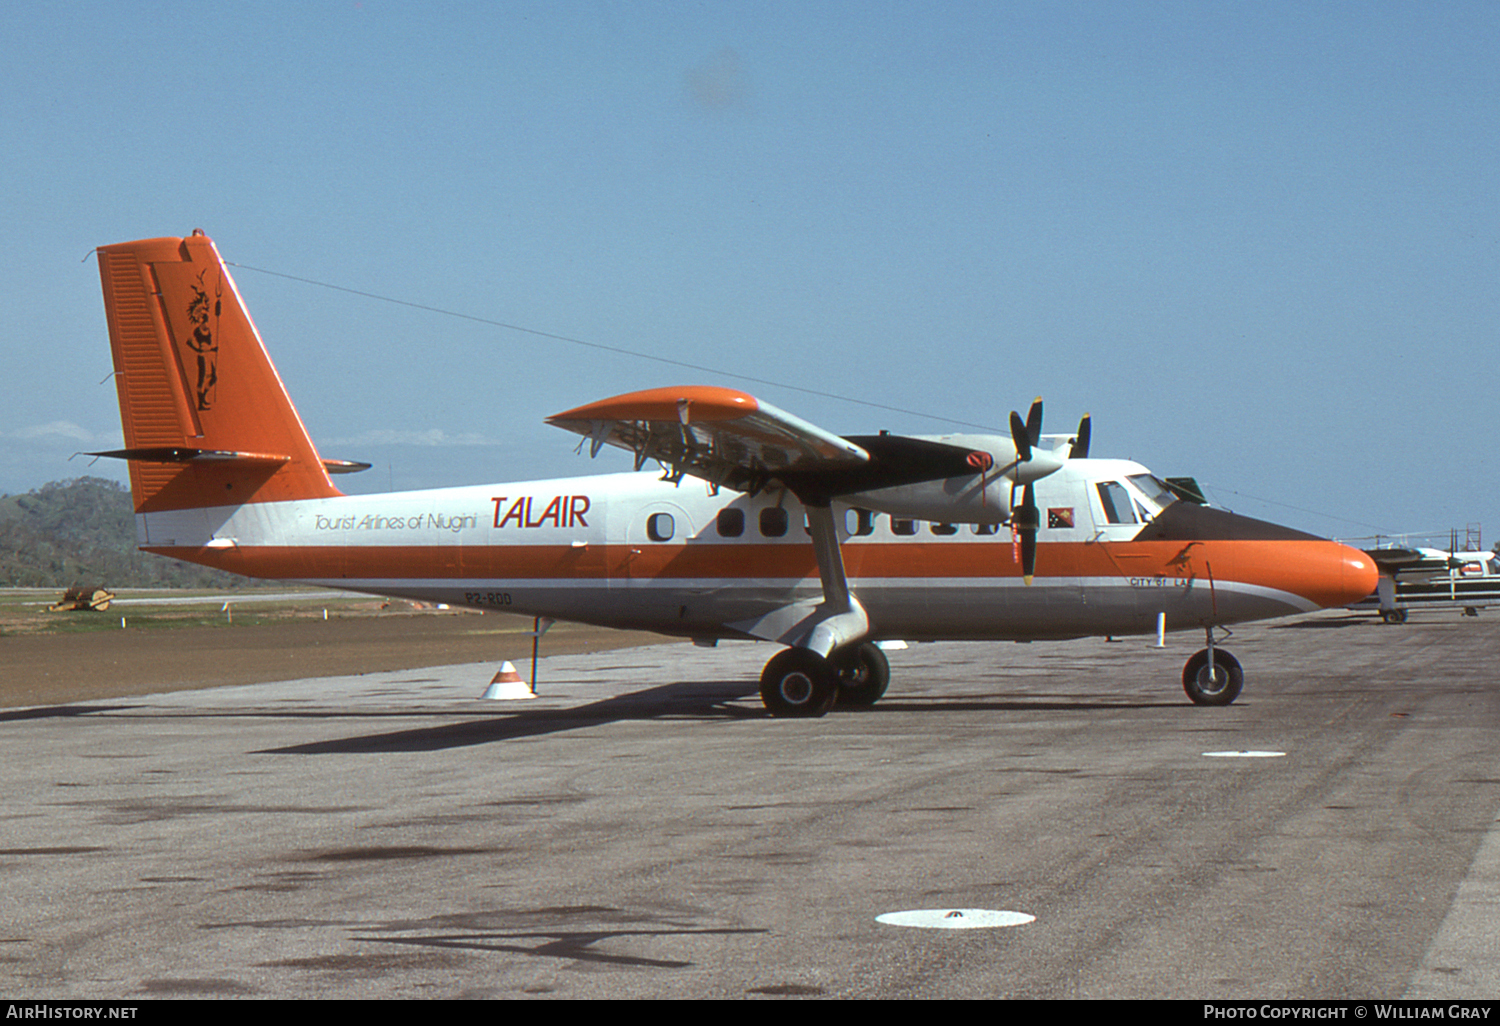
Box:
[759,642,892,717]
[833,642,891,706]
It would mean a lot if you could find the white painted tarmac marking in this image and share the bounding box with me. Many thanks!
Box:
[1203,751,1286,758]
[876,908,1035,930]
[1405,814,1500,998]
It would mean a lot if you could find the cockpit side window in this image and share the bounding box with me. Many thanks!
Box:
[1096,481,1138,525]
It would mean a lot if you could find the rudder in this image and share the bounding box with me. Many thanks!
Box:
[95,231,341,512]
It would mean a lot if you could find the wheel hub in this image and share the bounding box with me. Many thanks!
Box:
[779,671,815,706]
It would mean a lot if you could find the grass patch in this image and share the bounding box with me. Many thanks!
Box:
[0,587,392,637]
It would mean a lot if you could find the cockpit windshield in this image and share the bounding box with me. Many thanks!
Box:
[1127,474,1179,514]
[1095,474,1181,527]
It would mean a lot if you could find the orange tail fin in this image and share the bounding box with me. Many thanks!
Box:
[94,231,342,513]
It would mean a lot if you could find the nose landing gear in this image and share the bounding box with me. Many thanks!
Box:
[1182,646,1243,706]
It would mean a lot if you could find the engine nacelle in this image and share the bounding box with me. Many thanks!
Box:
[835,433,1065,525]
[842,476,1013,525]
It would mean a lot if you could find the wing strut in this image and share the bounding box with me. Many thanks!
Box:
[724,500,869,657]
[800,502,869,658]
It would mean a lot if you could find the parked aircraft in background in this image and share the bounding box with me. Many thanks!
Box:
[1355,542,1500,622]
[89,232,1377,716]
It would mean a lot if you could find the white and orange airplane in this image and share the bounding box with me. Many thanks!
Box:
[90,231,1378,716]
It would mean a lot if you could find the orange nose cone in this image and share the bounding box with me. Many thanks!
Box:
[1323,544,1379,609]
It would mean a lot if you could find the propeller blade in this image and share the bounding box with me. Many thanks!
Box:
[1009,410,1032,464]
[1013,482,1039,585]
[1069,414,1091,459]
[1025,397,1043,447]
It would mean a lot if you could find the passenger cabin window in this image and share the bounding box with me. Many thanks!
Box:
[1095,481,1138,525]
[891,518,917,536]
[845,508,876,537]
[646,512,675,541]
[930,523,958,536]
[716,508,744,538]
[972,523,998,536]
[760,507,788,538]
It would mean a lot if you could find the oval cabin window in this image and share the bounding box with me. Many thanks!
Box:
[759,508,788,538]
[717,508,745,537]
[646,512,675,542]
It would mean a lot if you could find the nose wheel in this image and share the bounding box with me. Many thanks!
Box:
[1182,647,1243,706]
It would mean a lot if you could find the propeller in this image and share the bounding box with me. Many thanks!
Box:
[1012,482,1040,585]
[1006,397,1044,467]
[1448,529,1465,601]
[1069,414,1091,459]
[1008,410,1032,464]
[999,400,1092,585]
[1003,399,1047,585]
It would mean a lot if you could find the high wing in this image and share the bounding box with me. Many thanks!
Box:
[546,385,1002,502]
[546,385,867,492]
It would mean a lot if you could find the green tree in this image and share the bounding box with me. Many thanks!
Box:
[0,478,249,588]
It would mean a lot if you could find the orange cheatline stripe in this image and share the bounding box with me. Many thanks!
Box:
[145,538,1376,607]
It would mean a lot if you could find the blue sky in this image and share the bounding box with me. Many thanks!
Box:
[3,1,1495,545]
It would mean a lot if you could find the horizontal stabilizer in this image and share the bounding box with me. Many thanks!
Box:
[86,447,369,478]
[86,447,291,466]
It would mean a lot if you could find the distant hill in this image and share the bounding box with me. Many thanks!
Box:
[0,477,249,589]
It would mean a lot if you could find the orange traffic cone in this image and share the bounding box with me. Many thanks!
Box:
[482,661,534,700]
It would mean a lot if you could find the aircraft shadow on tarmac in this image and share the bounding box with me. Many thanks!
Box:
[260,681,1184,756]
[0,703,143,722]
[348,925,768,970]
[262,680,762,755]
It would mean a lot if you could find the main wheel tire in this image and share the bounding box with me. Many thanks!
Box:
[760,648,839,718]
[833,643,891,707]
[1182,648,1244,706]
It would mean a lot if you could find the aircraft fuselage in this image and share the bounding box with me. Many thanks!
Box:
[136,457,1373,645]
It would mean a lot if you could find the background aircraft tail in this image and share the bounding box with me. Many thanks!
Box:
[95,231,342,513]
